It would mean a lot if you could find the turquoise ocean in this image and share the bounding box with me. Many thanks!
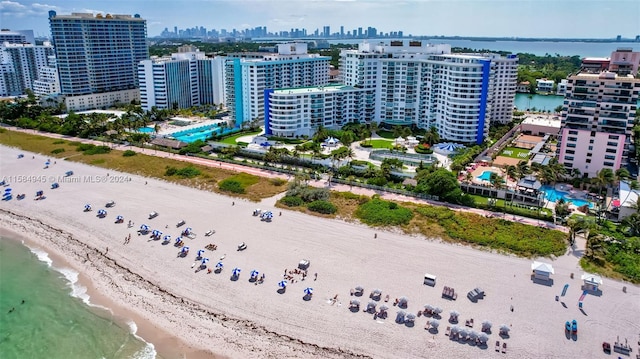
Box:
[0,236,158,359]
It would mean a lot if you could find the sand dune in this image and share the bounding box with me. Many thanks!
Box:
[1,145,639,359]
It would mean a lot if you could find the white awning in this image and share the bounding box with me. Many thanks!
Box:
[581,273,603,286]
[531,261,555,274]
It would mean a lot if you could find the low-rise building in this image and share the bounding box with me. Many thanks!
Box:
[516,81,530,93]
[556,79,568,95]
[64,89,140,112]
[536,78,554,93]
[519,114,561,137]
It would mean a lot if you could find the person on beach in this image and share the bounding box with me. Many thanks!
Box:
[314,273,318,281]
[374,233,377,239]
[232,201,235,206]
[105,247,109,254]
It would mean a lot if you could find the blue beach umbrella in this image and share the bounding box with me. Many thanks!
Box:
[140,224,149,231]
[36,190,43,197]
[250,270,259,278]
[197,249,205,258]
[232,267,241,276]
[278,280,288,288]
[185,227,192,234]
[175,237,182,243]
[116,215,123,221]
[181,246,190,253]
[201,258,209,266]
[163,235,171,242]
[97,209,107,216]
[151,230,159,236]
[45,160,50,166]
[215,262,223,269]
[4,188,12,193]
[304,287,313,295]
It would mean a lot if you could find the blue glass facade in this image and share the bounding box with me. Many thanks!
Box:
[48,11,148,96]
[476,59,491,145]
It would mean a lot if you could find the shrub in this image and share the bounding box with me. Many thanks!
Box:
[286,183,330,202]
[355,198,413,226]
[281,195,304,207]
[218,179,245,193]
[414,144,433,154]
[175,166,201,178]
[81,145,111,155]
[269,177,287,186]
[165,166,178,176]
[122,150,136,157]
[51,148,65,154]
[76,143,95,151]
[52,140,65,144]
[307,200,337,214]
[360,142,373,148]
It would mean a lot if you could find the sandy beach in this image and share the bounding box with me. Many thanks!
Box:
[1,145,639,359]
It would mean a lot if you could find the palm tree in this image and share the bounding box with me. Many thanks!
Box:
[591,168,615,199]
[505,165,517,182]
[621,213,640,236]
[368,121,379,144]
[569,168,582,180]
[422,126,440,146]
[464,171,474,184]
[567,215,593,244]
[516,160,530,181]
[619,180,639,213]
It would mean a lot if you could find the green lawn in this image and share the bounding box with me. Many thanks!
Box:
[219,130,262,145]
[500,147,531,159]
[375,130,396,139]
[365,139,394,149]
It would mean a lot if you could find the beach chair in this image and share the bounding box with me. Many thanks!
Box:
[445,326,451,336]
[502,342,507,353]
[495,341,500,352]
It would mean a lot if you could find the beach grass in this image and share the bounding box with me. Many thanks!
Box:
[0,130,285,201]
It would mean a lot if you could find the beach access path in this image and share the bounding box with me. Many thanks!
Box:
[1,127,567,233]
[1,146,638,359]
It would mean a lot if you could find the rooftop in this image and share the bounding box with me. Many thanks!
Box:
[521,115,561,128]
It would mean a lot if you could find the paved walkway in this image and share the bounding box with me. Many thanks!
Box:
[4,126,568,233]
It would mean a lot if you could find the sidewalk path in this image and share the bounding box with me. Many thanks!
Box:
[3,126,567,233]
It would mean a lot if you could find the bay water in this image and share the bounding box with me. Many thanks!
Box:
[0,236,158,359]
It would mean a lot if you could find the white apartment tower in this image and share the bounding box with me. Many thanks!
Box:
[0,41,54,97]
[32,55,61,96]
[337,41,518,144]
[138,50,225,111]
[225,43,330,127]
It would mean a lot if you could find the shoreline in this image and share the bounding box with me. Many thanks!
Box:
[1,145,638,359]
[0,216,221,359]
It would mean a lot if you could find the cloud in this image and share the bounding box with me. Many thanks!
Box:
[79,8,106,15]
[0,1,58,17]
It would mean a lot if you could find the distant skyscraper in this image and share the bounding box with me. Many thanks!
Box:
[323,26,330,38]
[48,11,148,110]
[32,55,60,96]
[340,26,344,38]
[0,41,54,96]
[0,29,35,45]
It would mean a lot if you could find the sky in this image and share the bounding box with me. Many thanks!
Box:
[1,0,639,39]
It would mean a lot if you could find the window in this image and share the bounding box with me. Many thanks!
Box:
[608,135,619,140]
[604,162,614,167]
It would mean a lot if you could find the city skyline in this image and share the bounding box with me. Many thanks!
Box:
[1,0,639,39]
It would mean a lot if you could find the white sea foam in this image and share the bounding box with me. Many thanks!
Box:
[26,244,157,358]
[128,321,158,359]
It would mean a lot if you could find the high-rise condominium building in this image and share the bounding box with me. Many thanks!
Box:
[32,55,60,96]
[337,41,518,144]
[48,11,148,110]
[138,49,225,111]
[266,84,375,137]
[225,42,330,127]
[0,41,54,97]
[0,30,35,45]
[557,48,640,177]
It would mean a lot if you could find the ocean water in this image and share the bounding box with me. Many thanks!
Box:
[0,237,157,359]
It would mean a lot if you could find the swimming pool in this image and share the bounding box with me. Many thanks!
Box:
[540,185,593,208]
[476,170,496,182]
[137,127,154,133]
[170,124,222,143]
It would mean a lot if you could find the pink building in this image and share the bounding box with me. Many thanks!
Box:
[558,48,640,177]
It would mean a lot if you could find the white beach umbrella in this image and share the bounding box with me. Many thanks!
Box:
[433,306,443,314]
[429,319,440,328]
[406,313,416,322]
[478,333,489,344]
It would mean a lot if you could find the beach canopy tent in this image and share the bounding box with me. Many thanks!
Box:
[531,261,554,280]
[323,137,340,147]
[434,142,465,154]
[581,273,603,290]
